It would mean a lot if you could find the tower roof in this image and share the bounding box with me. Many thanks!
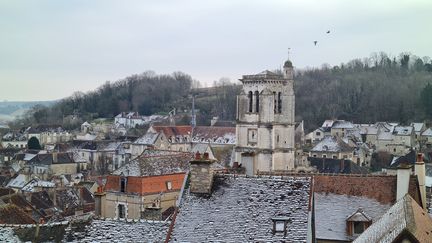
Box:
[284,60,293,68]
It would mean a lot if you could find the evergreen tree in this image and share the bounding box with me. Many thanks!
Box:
[27,137,42,150]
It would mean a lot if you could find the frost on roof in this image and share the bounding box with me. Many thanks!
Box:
[392,126,413,136]
[311,136,353,153]
[171,176,311,242]
[315,193,391,241]
[353,194,432,243]
[134,132,159,145]
[422,128,432,136]
[65,219,170,242]
[113,149,192,176]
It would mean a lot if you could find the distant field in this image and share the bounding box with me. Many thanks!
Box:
[0,100,56,123]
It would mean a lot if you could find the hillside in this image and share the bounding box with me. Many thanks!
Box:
[9,52,432,131]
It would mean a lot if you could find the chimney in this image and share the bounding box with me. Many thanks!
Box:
[415,153,427,210]
[396,164,411,201]
[189,152,215,194]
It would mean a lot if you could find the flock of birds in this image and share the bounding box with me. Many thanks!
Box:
[314,30,331,46]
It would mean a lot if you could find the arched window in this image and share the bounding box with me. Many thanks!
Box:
[278,92,282,113]
[255,91,259,113]
[248,91,253,112]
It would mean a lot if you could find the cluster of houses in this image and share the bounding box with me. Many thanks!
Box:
[1,59,432,242]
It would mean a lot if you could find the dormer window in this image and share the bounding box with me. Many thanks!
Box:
[272,217,291,237]
[166,181,172,190]
[346,208,372,236]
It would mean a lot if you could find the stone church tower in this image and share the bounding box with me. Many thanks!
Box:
[234,60,295,175]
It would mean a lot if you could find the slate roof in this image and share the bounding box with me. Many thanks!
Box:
[113,149,193,176]
[332,120,355,129]
[393,126,413,136]
[388,149,416,168]
[26,124,65,134]
[422,128,432,137]
[21,179,55,192]
[171,175,311,242]
[354,194,432,243]
[28,152,75,165]
[31,190,55,210]
[410,122,425,133]
[311,136,353,153]
[66,219,170,242]
[314,193,391,242]
[308,158,369,174]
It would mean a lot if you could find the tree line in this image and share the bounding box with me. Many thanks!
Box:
[10,52,432,131]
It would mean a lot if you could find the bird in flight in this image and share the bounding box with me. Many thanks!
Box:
[326,30,330,34]
[314,41,318,46]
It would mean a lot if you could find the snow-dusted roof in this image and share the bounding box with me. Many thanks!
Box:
[192,126,236,144]
[21,179,55,192]
[113,150,192,176]
[410,122,425,132]
[311,136,353,153]
[75,133,97,141]
[332,120,354,129]
[134,132,159,145]
[315,192,391,242]
[171,176,311,242]
[356,124,379,135]
[66,219,169,242]
[322,120,335,128]
[353,194,432,243]
[393,126,413,136]
[6,174,29,189]
[422,128,432,137]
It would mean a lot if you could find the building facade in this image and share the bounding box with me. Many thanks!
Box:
[235,60,296,175]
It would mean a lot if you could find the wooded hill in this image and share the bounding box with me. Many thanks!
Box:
[11,52,432,131]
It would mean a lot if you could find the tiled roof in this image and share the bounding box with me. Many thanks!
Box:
[26,124,65,134]
[28,152,75,165]
[0,204,35,224]
[105,173,186,195]
[171,175,311,242]
[354,194,432,243]
[313,175,421,205]
[314,193,390,242]
[65,219,169,242]
[113,149,192,177]
[152,126,191,138]
[0,188,15,197]
[193,126,236,144]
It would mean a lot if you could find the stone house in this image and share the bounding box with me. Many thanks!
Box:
[94,149,192,220]
[130,132,169,157]
[25,125,72,145]
[421,128,432,146]
[310,136,355,160]
[98,173,186,220]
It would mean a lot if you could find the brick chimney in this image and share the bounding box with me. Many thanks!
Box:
[189,152,215,194]
[396,164,411,201]
[415,153,427,210]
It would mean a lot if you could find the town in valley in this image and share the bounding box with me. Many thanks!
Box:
[0,1,432,242]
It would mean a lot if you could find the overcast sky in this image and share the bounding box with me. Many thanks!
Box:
[0,0,430,101]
